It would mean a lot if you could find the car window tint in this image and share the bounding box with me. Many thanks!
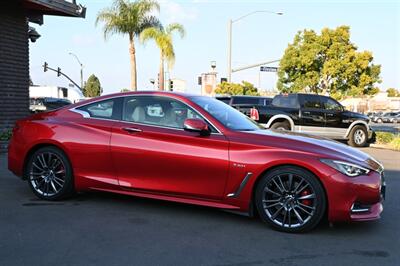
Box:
[321,97,342,111]
[122,96,213,131]
[232,97,259,105]
[78,99,115,119]
[272,95,299,108]
[302,95,322,109]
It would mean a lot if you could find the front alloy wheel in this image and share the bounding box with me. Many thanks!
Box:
[26,146,74,200]
[348,125,368,147]
[255,166,326,233]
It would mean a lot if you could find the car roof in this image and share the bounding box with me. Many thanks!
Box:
[68,90,201,108]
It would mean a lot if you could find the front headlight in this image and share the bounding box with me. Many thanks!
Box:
[320,159,370,177]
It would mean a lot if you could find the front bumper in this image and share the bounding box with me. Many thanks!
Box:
[326,170,384,222]
[367,130,376,143]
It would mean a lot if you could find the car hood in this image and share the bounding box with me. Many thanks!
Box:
[343,110,369,120]
[240,129,382,172]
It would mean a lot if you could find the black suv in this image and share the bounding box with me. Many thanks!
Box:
[237,94,374,147]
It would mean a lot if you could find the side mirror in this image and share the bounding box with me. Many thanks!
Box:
[183,118,210,136]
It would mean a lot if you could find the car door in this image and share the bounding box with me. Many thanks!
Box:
[320,96,347,138]
[298,94,326,136]
[110,95,229,200]
[69,97,122,188]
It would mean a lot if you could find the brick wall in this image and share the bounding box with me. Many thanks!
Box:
[0,1,30,133]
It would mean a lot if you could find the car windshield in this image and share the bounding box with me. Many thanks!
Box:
[189,96,262,131]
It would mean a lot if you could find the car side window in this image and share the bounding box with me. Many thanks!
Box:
[272,95,299,108]
[322,97,342,111]
[77,99,116,119]
[122,96,216,132]
[302,95,322,109]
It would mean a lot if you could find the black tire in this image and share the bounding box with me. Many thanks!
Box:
[348,125,368,147]
[25,146,74,200]
[270,121,290,131]
[255,166,326,233]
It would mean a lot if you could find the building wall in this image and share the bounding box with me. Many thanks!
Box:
[0,2,29,132]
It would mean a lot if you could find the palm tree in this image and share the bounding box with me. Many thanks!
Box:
[140,23,185,90]
[96,0,160,91]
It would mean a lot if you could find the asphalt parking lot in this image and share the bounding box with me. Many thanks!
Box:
[0,148,399,266]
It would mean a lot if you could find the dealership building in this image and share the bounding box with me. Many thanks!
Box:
[0,0,85,133]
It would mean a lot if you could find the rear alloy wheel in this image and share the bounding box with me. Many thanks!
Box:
[270,121,290,131]
[26,147,74,200]
[348,125,368,147]
[255,166,326,233]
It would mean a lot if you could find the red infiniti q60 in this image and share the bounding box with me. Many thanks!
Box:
[8,91,385,232]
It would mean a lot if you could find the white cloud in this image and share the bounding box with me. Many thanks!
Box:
[160,0,198,23]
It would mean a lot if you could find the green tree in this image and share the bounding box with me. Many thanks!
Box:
[83,74,102,97]
[215,81,260,96]
[96,0,160,91]
[277,25,381,99]
[140,23,185,90]
[387,88,399,97]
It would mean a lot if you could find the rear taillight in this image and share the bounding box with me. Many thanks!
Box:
[250,108,259,121]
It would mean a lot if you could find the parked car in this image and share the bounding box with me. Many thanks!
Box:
[381,112,400,123]
[242,94,374,147]
[367,112,380,120]
[216,95,272,122]
[391,113,400,123]
[30,97,72,113]
[8,91,385,233]
[373,112,396,123]
[216,95,272,113]
[369,112,384,123]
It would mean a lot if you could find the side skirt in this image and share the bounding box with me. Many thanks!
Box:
[90,187,241,210]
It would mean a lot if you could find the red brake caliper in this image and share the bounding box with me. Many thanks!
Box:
[301,190,312,206]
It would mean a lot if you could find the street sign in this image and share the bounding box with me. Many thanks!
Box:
[260,66,278,72]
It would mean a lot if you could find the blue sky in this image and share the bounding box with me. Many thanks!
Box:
[30,0,400,95]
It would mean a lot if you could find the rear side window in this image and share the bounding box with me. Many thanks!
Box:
[301,95,322,109]
[272,95,299,108]
[231,97,259,105]
[77,99,117,119]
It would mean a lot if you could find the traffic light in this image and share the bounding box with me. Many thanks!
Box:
[198,76,202,85]
[169,80,174,91]
[43,62,48,72]
[57,67,61,77]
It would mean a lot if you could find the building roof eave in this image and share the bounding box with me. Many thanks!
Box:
[23,0,86,18]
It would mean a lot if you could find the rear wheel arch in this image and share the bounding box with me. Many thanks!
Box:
[23,142,70,180]
[249,163,329,220]
[266,115,294,131]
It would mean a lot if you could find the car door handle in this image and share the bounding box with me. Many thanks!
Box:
[122,127,142,133]
[327,113,334,117]
[303,111,310,115]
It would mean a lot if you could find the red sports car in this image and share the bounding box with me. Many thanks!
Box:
[8,91,385,232]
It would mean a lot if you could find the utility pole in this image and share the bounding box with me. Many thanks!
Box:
[227,10,283,82]
[69,52,84,89]
[227,19,232,82]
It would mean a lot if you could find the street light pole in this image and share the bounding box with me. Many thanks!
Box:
[69,52,84,89]
[227,10,283,82]
[227,19,232,82]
